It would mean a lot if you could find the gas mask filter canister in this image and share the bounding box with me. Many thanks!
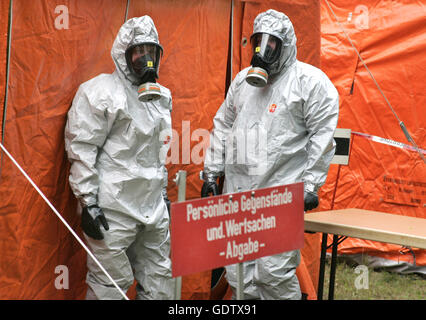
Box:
[246,66,269,87]
[137,82,162,102]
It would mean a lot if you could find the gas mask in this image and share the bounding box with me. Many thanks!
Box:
[125,42,163,102]
[246,33,282,87]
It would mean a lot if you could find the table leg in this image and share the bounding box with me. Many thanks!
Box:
[317,232,328,300]
[328,234,339,300]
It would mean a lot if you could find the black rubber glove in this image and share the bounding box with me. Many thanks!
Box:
[201,180,219,198]
[81,205,109,240]
[304,192,319,211]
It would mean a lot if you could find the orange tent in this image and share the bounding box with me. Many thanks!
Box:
[1,0,422,301]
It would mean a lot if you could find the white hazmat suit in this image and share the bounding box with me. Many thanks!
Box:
[64,16,174,300]
[203,10,339,300]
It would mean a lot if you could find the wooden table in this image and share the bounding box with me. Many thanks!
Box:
[304,208,426,300]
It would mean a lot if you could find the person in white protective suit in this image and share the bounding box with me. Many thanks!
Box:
[64,16,174,300]
[201,9,339,300]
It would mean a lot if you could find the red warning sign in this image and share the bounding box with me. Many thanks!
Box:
[170,182,304,277]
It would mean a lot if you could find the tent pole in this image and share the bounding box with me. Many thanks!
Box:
[124,0,130,22]
[0,0,13,179]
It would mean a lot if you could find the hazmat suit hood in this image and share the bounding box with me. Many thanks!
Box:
[65,15,174,300]
[204,8,339,301]
[111,16,162,85]
[252,9,297,76]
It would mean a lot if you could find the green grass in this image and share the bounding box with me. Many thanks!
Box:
[323,257,426,300]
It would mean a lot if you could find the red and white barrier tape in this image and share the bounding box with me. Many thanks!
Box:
[352,131,426,155]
